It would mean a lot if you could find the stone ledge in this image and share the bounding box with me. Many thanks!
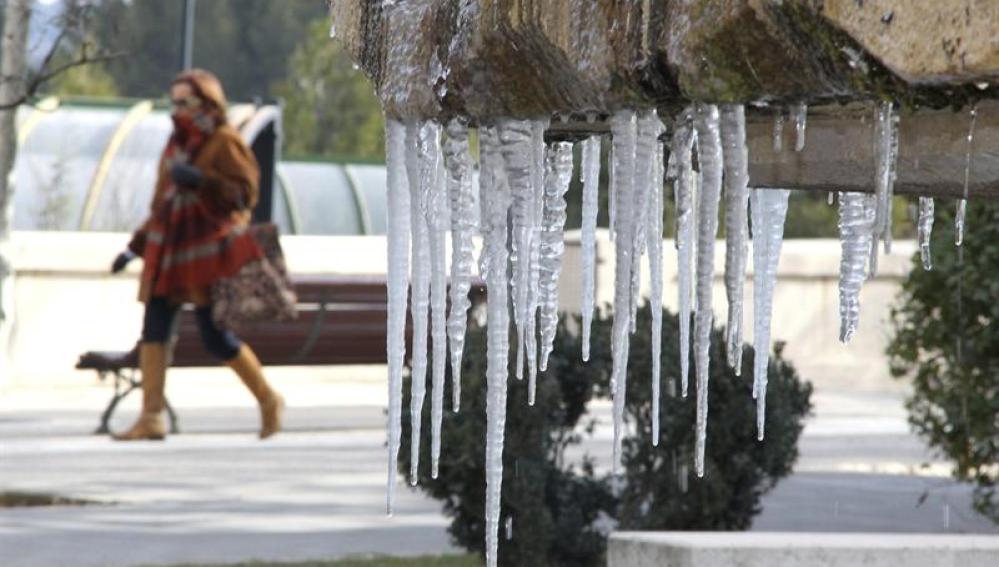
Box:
[608,532,999,567]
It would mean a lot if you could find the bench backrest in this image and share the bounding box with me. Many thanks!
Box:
[170,274,484,367]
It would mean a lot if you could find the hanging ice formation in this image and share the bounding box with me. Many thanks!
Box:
[749,188,791,441]
[837,191,876,343]
[502,118,548,393]
[609,110,638,473]
[525,120,548,402]
[643,115,667,446]
[427,125,449,480]
[720,104,749,375]
[479,125,512,567]
[443,119,476,413]
[791,103,808,151]
[580,135,602,362]
[956,105,978,246]
[917,197,935,270]
[669,109,696,398]
[384,121,411,516]
[628,111,660,337]
[538,141,574,385]
[773,110,785,152]
[870,101,899,271]
[693,104,723,478]
[405,122,432,485]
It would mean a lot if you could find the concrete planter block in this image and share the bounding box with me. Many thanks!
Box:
[608,532,999,567]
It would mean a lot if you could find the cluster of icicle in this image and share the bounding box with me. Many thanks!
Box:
[381,98,968,567]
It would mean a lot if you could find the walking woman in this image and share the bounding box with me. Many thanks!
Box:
[111,69,283,441]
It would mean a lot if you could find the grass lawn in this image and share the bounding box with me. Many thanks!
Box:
[159,556,481,567]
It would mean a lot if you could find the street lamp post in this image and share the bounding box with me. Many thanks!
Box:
[180,0,196,71]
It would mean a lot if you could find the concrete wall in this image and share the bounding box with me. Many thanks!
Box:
[607,532,999,567]
[2,230,915,396]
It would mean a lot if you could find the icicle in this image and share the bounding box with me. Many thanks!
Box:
[385,121,411,516]
[693,104,723,478]
[609,110,638,473]
[499,119,536,383]
[918,197,935,270]
[720,104,749,375]
[538,141,574,382]
[427,124,448,479]
[791,103,807,152]
[444,120,475,413]
[647,120,666,447]
[828,191,835,205]
[580,136,602,362]
[669,109,696,399]
[870,101,899,267]
[630,111,660,335]
[524,120,548,402]
[749,188,790,441]
[480,125,512,567]
[405,122,435,485]
[956,105,978,246]
[773,111,784,152]
[609,141,617,242]
[837,191,876,343]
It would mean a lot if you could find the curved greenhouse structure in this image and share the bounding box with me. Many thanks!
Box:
[11,97,411,236]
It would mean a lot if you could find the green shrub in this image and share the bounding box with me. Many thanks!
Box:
[401,304,812,566]
[888,201,999,522]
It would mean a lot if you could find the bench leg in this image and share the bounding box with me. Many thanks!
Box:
[94,369,138,435]
[94,368,181,436]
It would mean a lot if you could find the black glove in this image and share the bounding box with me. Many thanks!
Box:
[111,250,137,274]
[170,163,205,190]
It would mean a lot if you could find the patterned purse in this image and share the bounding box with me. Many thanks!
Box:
[210,223,298,330]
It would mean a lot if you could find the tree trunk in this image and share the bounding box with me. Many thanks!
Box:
[0,0,32,371]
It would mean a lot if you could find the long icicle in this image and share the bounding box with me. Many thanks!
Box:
[385,120,411,515]
[580,135,602,362]
[918,196,935,270]
[501,119,533,383]
[538,141,574,380]
[647,118,666,446]
[480,125,512,567]
[405,122,433,485]
[750,188,790,441]
[610,110,638,473]
[444,119,476,412]
[956,105,978,246]
[670,109,696,398]
[525,119,549,402]
[838,191,875,343]
[720,104,749,375]
[630,111,658,335]
[870,101,898,271]
[693,103,723,478]
[426,123,448,480]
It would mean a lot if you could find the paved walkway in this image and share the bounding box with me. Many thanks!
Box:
[1,367,995,567]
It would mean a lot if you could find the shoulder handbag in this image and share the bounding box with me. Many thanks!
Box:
[211,223,298,330]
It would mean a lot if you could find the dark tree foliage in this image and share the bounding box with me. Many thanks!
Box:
[93,0,325,101]
[888,201,999,523]
[401,304,812,566]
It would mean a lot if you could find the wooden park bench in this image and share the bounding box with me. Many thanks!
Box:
[76,274,485,435]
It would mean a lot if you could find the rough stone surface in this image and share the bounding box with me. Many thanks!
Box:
[332,0,999,120]
[823,0,999,84]
[608,532,999,567]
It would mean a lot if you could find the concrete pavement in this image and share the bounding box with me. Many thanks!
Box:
[1,365,995,567]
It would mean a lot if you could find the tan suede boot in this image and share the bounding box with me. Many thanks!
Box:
[227,344,284,439]
[113,343,168,441]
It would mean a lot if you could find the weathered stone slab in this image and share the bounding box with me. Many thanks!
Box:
[332,1,999,120]
[822,0,999,85]
[608,532,999,567]
[749,100,999,199]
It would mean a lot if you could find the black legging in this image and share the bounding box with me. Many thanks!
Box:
[141,296,242,361]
